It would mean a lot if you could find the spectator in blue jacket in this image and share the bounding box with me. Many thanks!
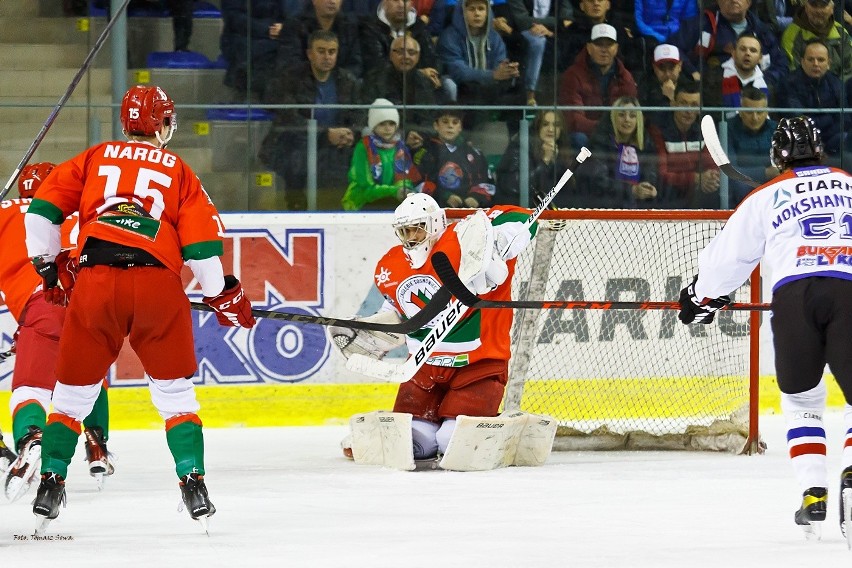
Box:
[671,0,789,92]
[437,0,524,130]
[634,0,698,45]
[726,86,778,207]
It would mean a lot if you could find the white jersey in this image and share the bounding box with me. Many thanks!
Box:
[695,165,852,300]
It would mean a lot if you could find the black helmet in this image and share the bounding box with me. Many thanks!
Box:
[770,116,823,169]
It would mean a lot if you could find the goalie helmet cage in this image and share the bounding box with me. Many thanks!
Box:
[446,209,762,454]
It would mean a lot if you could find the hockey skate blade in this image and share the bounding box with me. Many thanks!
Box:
[33,514,53,536]
[92,472,106,491]
[196,514,212,536]
[5,445,41,502]
[800,521,822,541]
[843,488,852,550]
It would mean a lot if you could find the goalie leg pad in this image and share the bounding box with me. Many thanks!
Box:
[349,411,416,471]
[438,411,557,471]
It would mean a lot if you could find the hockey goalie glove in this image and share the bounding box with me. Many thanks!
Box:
[328,311,406,360]
[678,276,731,325]
[202,275,256,328]
[494,221,532,260]
[32,250,77,306]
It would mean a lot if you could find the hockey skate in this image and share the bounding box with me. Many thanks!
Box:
[794,487,827,541]
[4,426,42,502]
[840,467,852,549]
[179,473,216,534]
[0,434,16,475]
[83,426,114,490]
[32,473,66,535]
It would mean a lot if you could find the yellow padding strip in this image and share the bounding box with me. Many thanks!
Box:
[0,383,398,431]
[0,376,844,431]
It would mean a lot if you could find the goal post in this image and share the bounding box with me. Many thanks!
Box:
[447,209,762,454]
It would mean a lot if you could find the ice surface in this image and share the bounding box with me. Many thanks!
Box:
[2,412,852,567]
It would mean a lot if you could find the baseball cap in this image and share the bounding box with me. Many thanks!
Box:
[590,23,617,43]
[653,44,681,64]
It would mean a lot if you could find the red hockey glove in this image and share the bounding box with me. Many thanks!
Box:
[32,250,77,306]
[202,275,256,328]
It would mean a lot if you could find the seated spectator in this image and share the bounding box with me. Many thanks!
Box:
[276,0,363,80]
[779,39,849,160]
[781,0,852,81]
[221,0,290,102]
[259,30,363,211]
[638,44,690,126]
[574,96,660,208]
[437,0,524,130]
[415,108,496,207]
[648,80,722,208]
[361,34,442,151]
[506,0,574,106]
[549,0,648,84]
[495,109,575,206]
[360,0,442,90]
[342,99,422,211]
[726,86,779,207]
[558,24,638,149]
[671,0,788,93]
[634,0,697,46]
[703,31,770,112]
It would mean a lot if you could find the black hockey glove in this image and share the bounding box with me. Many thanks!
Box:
[678,276,731,325]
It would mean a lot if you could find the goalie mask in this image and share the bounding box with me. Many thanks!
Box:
[770,116,823,170]
[18,162,56,199]
[120,85,177,148]
[393,193,447,269]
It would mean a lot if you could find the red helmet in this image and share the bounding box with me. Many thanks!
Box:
[120,85,176,145]
[18,162,56,199]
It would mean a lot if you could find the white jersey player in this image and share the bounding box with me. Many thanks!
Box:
[678,116,852,542]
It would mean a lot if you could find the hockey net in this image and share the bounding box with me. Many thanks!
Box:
[448,209,762,454]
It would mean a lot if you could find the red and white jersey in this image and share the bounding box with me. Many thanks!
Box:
[695,165,852,299]
[27,140,224,275]
[0,198,76,320]
[374,205,534,367]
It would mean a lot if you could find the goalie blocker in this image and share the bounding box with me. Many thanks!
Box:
[344,410,557,471]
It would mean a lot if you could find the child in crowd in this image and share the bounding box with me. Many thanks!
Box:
[342,98,422,211]
[414,107,495,208]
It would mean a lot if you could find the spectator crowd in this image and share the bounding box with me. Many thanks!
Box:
[143,0,852,210]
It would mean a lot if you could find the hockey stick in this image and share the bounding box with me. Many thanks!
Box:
[700,115,760,189]
[431,253,771,311]
[0,0,133,202]
[187,287,452,333]
[345,147,592,382]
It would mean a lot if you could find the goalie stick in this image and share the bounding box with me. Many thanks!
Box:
[187,286,451,333]
[700,115,760,189]
[345,147,593,382]
[431,253,770,311]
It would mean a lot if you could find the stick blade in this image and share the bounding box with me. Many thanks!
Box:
[700,115,730,167]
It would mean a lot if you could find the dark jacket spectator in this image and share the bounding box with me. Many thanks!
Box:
[780,65,848,154]
[781,1,852,81]
[277,0,364,79]
[558,26,638,138]
[220,0,291,100]
[726,112,777,207]
[671,0,789,91]
[360,34,441,140]
[259,32,363,210]
[360,0,439,71]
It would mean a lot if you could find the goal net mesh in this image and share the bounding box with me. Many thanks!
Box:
[503,212,756,452]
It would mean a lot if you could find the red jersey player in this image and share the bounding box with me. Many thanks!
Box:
[0,162,112,502]
[24,85,255,534]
